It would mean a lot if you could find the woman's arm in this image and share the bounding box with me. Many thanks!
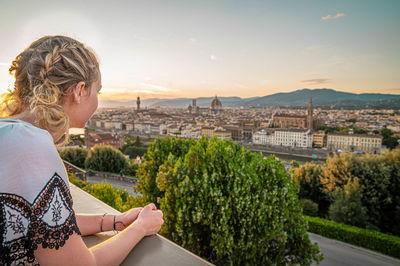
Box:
[75,213,114,236]
[76,207,143,236]
[34,203,163,266]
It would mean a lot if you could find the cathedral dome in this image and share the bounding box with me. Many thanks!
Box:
[210,96,222,110]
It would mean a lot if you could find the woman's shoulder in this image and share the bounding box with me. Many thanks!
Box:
[0,118,53,148]
[0,119,68,203]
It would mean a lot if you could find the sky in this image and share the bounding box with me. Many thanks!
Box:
[0,0,399,101]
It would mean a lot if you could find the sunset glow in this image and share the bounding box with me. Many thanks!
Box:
[1,0,399,101]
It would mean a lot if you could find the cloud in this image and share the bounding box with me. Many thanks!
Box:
[232,82,248,89]
[189,37,197,43]
[139,82,177,92]
[132,34,152,41]
[301,78,331,85]
[321,13,345,21]
[0,62,10,67]
[210,55,217,61]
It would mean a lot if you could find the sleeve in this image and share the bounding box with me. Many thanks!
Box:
[0,173,81,264]
[0,123,81,264]
[29,172,81,250]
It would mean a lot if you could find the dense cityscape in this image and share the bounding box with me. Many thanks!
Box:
[80,95,398,159]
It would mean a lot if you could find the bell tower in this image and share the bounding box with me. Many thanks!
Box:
[137,96,141,111]
[307,96,313,129]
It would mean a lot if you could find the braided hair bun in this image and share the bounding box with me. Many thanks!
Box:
[0,35,99,145]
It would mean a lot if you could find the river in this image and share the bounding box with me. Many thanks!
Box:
[261,151,326,165]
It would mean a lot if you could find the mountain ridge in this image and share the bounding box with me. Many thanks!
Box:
[98,88,400,108]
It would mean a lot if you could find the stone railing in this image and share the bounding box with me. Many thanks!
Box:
[63,160,137,184]
[70,183,213,265]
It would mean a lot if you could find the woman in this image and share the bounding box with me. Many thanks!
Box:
[0,35,164,265]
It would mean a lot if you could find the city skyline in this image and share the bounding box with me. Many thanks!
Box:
[0,0,399,101]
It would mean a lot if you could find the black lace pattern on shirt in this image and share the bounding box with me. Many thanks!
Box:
[0,173,81,265]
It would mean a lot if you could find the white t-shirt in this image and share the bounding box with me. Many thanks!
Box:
[0,118,81,265]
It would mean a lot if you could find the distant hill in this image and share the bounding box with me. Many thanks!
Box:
[99,89,400,109]
[242,89,400,107]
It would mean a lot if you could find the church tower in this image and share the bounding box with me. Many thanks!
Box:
[137,96,141,111]
[307,96,313,129]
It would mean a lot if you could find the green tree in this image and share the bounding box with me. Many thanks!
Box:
[137,136,323,265]
[328,178,368,228]
[293,150,400,236]
[133,136,142,146]
[125,146,148,158]
[381,128,399,149]
[320,153,354,192]
[85,145,128,173]
[292,162,331,217]
[59,147,88,168]
[69,134,85,146]
[300,199,319,217]
[123,160,139,177]
[136,136,197,203]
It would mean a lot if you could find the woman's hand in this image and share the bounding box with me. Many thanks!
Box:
[114,207,143,231]
[134,203,164,236]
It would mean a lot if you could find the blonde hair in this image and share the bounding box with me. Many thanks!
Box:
[0,35,99,145]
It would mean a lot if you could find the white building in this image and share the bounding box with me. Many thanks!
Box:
[104,121,115,129]
[160,124,167,135]
[252,129,272,145]
[182,129,201,139]
[134,123,151,134]
[327,133,382,153]
[150,124,161,135]
[114,122,122,130]
[126,123,134,131]
[272,129,312,148]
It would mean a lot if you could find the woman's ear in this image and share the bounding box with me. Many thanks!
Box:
[73,82,86,104]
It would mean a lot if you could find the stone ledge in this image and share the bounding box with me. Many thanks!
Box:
[70,183,213,266]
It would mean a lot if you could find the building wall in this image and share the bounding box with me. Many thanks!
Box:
[252,131,271,145]
[272,130,312,148]
[201,127,214,137]
[214,131,232,139]
[327,134,382,153]
[312,130,326,147]
[272,116,307,128]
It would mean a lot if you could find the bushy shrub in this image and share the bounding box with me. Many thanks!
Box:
[328,178,368,228]
[305,215,400,259]
[85,145,128,173]
[293,150,400,236]
[122,160,139,177]
[137,136,323,265]
[292,162,331,217]
[125,146,148,158]
[87,183,124,210]
[136,136,197,203]
[59,147,88,168]
[68,174,148,212]
[300,199,319,217]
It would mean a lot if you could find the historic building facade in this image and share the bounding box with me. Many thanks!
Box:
[271,97,318,129]
[272,129,313,148]
[327,133,382,153]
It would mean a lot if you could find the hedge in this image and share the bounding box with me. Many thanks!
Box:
[305,215,400,259]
